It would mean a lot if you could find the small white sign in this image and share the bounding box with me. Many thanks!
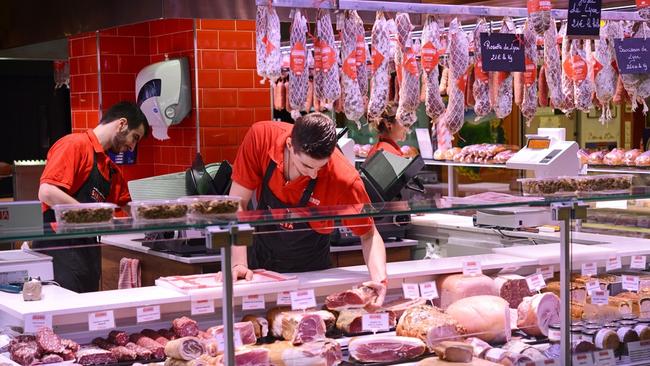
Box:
[242,295,266,310]
[215,329,243,353]
[276,292,292,306]
[525,273,546,292]
[630,255,647,270]
[527,360,560,366]
[402,283,420,300]
[136,305,161,323]
[191,299,215,315]
[623,275,640,292]
[290,289,316,310]
[419,281,439,300]
[591,290,609,305]
[581,262,598,277]
[572,352,595,366]
[88,310,115,331]
[586,279,600,294]
[25,313,52,333]
[415,128,434,159]
[462,260,482,276]
[628,340,650,362]
[536,265,555,280]
[592,349,616,366]
[605,256,622,272]
[361,313,390,332]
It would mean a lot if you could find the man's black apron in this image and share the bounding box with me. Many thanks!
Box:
[248,161,331,273]
[32,156,112,293]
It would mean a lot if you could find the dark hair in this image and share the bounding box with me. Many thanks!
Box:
[291,112,337,160]
[371,105,397,134]
[100,101,149,136]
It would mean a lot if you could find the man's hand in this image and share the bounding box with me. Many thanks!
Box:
[363,280,387,310]
[216,263,253,282]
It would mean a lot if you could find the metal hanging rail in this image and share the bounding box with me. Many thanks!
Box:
[256,0,643,21]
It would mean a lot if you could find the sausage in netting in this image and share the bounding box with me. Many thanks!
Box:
[538,65,549,107]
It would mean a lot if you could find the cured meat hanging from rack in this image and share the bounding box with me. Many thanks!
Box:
[289,9,309,120]
[315,9,341,110]
[472,18,492,119]
[638,1,650,21]
[621,21,650,114]
[421,15,446,123]
[543,18,565,110]
[513,25,525,108]
[594,21,618,123]
[367,11,391,122]
[255,5,281,83]
[255,6,267,81]
[489,18,515,119]
[559,22,576,114]
[572,39,594,113]
[439,18,468,135]
[354,15,370,102]
[521,20,539,126]
[395,12,420,127]
[342,10,366,124]
[529,0,552,34]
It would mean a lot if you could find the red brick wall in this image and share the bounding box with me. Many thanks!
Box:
[68,18,267,183]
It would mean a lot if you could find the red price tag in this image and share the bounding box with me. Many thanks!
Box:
[524,57,537,86]
[320,42,336,72]
[290,42,306,75]
[343,53,358,80]
[421,41,440,73]
[475,58,489,82]
[403,48,418,76]
[371,50,385,73]
[528,0,552,13]
[355,35,366,66]
[638,0,650,9]
[592,57,603,79]
[563,58,574,79]
[456,68,470,92]
[313,39,322,72]
[572,55,587,82]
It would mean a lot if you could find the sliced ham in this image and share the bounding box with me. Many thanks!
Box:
[268,308,335,339]
[494,274,535,309]
[282,312,326,345]
[263,339,341,366]
[325,286,376,311]
[396,305,464,351]
[446,295,511,343]
[349,335,426,363]
[435,273,498,309]
[517,292,560,336]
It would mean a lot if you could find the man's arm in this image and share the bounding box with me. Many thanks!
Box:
[224,181,255,281]
[38,183,78,207]
[360,224,388,308]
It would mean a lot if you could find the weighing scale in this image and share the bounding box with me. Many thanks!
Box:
[474,206,551,229]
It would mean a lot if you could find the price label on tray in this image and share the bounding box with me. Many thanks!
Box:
[215,329,243,353]
[536,265,555,280]
[276,291,292,306]
[572,352,595,366]
[623,275,640,292]
[242,295,265,310]
[630,255,647,270]
[88,310,115,331]
[628,340,650,362]
[191,299,215,315]
[136,305,161,323]
[463,260,482,276]
[291,289,316,310]
[25,314,52,333]
[525,273,546,292]
[419,281,439,300]
[605,256,622,272]
[586,279,600,294]
[361,313,390,332]
[402,283,420,300]
[591,290,609,305]
[525,359,559,366]
[581,262,598,277]
[592,349,616,366]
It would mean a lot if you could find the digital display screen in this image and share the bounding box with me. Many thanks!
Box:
[527,139,551,149]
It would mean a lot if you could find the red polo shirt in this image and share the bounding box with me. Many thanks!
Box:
[232,121,373,236]
[40,129,131,212]
[366,137,403,160]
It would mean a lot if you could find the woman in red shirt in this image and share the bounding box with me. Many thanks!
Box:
[366,110,411,160]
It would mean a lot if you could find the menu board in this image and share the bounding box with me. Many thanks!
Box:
[480,33,525,72]
[614,38,650,74]
[567,0,602,38]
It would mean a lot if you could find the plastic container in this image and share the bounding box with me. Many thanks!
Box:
[519,174,633,196]
[129,199,188,222]
[53,202,117,226]
[178,195,240,221]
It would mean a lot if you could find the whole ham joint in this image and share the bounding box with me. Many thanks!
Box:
[325,286,377,311]
[349,335,426,363]
[396,305,465,351]
[517,292,561,336]
[446,295,512,343]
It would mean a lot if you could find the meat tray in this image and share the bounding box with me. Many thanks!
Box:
[340,351,433,366]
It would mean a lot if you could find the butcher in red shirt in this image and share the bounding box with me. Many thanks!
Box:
[224,112,387,307]
[366,109,411,160]
[33,101,148,293]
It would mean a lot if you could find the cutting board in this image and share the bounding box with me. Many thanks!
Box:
[417,357,501,366]
[493,243,616,265]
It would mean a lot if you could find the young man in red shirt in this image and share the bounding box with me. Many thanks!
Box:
[34,101,148,293]
[223,112,387,308]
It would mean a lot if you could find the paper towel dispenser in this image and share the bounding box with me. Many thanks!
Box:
[136,57,191,140]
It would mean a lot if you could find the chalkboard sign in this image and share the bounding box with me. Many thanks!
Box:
[614,38,650,74]
[567,0,602,38]
[479,33,525,72]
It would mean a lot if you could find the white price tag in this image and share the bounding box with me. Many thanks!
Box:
[536,265,555,280]
[290,289,316,310]
[191,299,215,315]
[605,256,622,272]
[525,273,546,292]
[628,340,650,362]
[586,279,600,294]
[419,281,439,300]
[88,310,115,331]
[24,314,52,333]
[591,290,609,305]
[242,295,265,310]
[581,262,598,277]
[361,313,390,332]
[276,292,292,306]
[215,329,243,352]
[592,349,616,366]
[623,275,640,292]
[462,260,482,276]
[526,360,560,366]
[572,352,595,366]
[136,305,161,323]
[630,255,647,270]
[402,283,420,300]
